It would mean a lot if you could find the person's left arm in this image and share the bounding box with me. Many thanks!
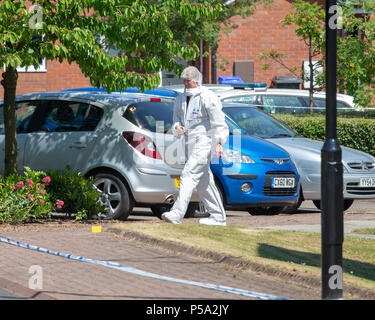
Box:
[204,93,229,157]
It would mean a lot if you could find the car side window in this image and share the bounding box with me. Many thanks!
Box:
[223,95,255,105]
[312,98,326,111]
[0,101,39,134]
[337,101,351,110]
[313,98,350,110]
[260,95,306,113]
[37,101,103,132]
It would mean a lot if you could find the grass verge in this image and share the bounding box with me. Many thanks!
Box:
[352,228,375,235]
[108,221,375,299]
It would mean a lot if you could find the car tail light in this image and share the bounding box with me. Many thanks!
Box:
[122,131,162,160]
[150,98,161,102]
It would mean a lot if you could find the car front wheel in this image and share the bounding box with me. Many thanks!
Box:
[93,173,133,220]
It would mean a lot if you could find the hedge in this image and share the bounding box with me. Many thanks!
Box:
[274,114,375,157]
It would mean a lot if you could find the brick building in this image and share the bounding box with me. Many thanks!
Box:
[197,0,330,88]
[212,0,316,87]
[9,61,92,97]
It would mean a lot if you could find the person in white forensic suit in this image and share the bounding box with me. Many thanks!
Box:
[161,66,229,226]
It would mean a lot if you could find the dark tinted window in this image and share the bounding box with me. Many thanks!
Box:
[33,100,103,132]
[123,101,174,133]
[0,101,40,134]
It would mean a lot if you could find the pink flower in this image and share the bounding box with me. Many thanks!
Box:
[39,199,45,205]
[55,200,64,209]
[11,186,16,190]
[15,181,24,189]
[40,190,45,196]
[42,176,51,185]
[27,194,34,199]
[27,179,33,187]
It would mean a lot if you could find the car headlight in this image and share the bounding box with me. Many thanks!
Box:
[222,148,255,164]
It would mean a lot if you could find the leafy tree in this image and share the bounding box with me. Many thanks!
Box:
[260,0,375,110]
[152,0,272,73]
[281,0,325,113]
[0,0,222,176]
[337,1,375,107]
[260,0,325,114]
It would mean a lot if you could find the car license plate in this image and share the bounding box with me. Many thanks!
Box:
[272,177,295,188]
[174,177,180,188]
[360,178,375,187]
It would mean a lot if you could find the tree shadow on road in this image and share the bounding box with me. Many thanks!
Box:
[257,243,375,282]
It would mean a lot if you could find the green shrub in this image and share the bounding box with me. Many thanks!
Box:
[275,114,375,156]
[0,167,53,224]
[45,166,107,220]
[0,166,107,224]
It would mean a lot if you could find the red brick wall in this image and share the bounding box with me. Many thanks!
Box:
[0,60,91,98]
[215,0,313,86]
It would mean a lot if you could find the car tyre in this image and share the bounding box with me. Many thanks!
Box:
[150,204,171,219]
[247,206,284,216]
[150,203,199,219]
[183,203,200,218]
[312,199,354,212]
[93,172,133,220]
[282,186,303,214]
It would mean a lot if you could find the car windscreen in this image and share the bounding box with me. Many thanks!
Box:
[123,101,174,133]
[222,106,299,139]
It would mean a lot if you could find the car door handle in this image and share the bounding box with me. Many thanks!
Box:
[68,142,87,149]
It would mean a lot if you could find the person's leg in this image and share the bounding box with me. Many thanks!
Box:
[196,166,226,224]
[163,143,210,223]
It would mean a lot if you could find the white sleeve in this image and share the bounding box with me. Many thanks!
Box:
[203,92,229,145]
[171,94,183,137]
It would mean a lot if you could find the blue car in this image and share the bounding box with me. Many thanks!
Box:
[211,119,299,215]
[62,87,300,215]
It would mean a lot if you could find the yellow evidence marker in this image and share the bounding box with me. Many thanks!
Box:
[92,225,102,233]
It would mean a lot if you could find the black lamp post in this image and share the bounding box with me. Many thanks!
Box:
[321,0,344,299]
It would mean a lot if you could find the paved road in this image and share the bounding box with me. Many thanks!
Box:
[0,220,318,302]
[0,198,374,303]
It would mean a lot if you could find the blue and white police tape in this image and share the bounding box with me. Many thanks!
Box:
[0,235,288,300]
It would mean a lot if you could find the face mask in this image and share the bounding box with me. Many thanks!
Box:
[184,86,201,97]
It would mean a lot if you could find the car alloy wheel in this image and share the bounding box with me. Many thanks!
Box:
[93,172,133,220]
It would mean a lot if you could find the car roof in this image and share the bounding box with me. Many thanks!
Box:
[161,84,234,93]
[61,86,178,97]
[214,87,355,102]
[12,91,173,106]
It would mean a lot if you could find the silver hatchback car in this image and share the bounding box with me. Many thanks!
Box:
[0,91,192,220]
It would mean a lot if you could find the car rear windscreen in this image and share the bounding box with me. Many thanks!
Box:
[123,101,174,133]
